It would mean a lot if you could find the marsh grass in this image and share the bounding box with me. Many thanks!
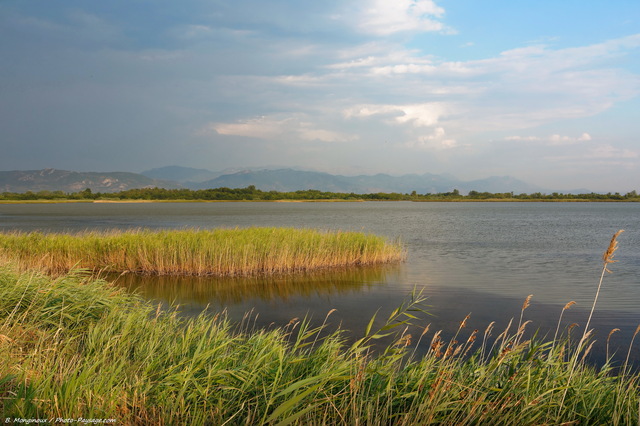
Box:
[1,230,638,424]
[0,227,405,277]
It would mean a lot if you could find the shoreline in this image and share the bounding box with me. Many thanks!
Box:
[0,198,636,204]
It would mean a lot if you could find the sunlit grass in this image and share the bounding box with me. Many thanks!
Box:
[1,263,639,425]
[0,227,406,276]
[1,230,637,424]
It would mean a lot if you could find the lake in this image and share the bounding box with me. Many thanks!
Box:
[1,201,639,363]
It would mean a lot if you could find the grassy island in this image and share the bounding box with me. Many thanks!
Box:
[0,228,405,276]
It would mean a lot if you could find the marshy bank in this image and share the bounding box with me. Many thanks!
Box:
[2,259,640,424]
[0,227,405,276]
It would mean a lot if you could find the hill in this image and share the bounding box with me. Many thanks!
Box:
[0,167,555,195]
[0,169,180,193]
[141,166,221,183]
[193,168,543,194]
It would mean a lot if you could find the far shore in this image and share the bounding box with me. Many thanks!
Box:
[0,198,636,204]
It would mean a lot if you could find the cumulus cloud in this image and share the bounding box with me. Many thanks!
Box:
[324,35,640,135]
[204,115,357,143]
[344,103,449,127]
[505,133,593,145]
[356,0,450,35]
[403,127,458,150]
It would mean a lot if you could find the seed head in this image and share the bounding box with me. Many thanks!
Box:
[603,230,624,272]
[607,328,620,342]
[522,294,533,311]
[459,314,471,329]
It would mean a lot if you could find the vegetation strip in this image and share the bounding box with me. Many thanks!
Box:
[1,254,639,424]
[0,228,405,276]
[1,185,639,201]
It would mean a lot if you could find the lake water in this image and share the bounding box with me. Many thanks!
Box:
[1,201,639,363]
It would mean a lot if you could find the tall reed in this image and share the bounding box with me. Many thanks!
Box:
[1,230,639,424]
[0,227,405,277]
[558,230,625,416]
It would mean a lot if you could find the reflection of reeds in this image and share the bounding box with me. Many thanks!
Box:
[0,227,405,276]
[113,263,400,305]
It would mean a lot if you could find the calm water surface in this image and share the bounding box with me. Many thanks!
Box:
[2,201,639,362]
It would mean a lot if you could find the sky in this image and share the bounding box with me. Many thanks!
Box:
[1,0,639,192]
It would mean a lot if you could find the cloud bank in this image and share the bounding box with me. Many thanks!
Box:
[1,0,639,191]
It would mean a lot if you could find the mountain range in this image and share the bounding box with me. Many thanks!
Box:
[0,169,180,193]
[0,166,561,194]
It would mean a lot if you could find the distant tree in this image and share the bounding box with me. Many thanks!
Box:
[80,188,93,199]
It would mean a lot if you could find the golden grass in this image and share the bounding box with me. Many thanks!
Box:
[0,227,405,277]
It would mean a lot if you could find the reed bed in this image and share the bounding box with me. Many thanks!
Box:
[0,227,405,276]
[1,230,637,425]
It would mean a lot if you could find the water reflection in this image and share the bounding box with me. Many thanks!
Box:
[112,263,402,307]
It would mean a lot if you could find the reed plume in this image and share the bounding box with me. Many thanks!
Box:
[607,328,620,360]
[552,301,576,353]
[583,230,624,342]
[559,229,624,416]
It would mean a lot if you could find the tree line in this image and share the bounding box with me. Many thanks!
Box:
[1,186,639,201]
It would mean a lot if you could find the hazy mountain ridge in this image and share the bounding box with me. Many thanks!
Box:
[0,169,181,193]
[141,166,221,183]
[1,167,572,194]
[192,168,546,194]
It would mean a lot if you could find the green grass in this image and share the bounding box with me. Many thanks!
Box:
[1,230,637,424]
[1,263,640,425]
[0,227,406,276]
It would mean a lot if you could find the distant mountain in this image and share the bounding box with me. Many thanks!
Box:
[0,167,556,195]
[141,166,221,183]
[463,176,543,194]
[193,168,544,194]
[0,169,181,193]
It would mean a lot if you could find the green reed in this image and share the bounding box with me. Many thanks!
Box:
[0,227,405,276]
[1,230,638,424]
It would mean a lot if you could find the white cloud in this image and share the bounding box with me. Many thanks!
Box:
[209,116,286,139]
[549,132,592,145]
[325,34,640,134]
[585,144,638,159]
[578,133,592,141]
[344,103,448,127]
[203,115,357,143]
[356,0,450,35]
[404,127,458,150]
[504,135,542,142]
[505,133,593,145]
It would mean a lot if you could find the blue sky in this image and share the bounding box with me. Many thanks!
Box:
[1,0,639,191]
